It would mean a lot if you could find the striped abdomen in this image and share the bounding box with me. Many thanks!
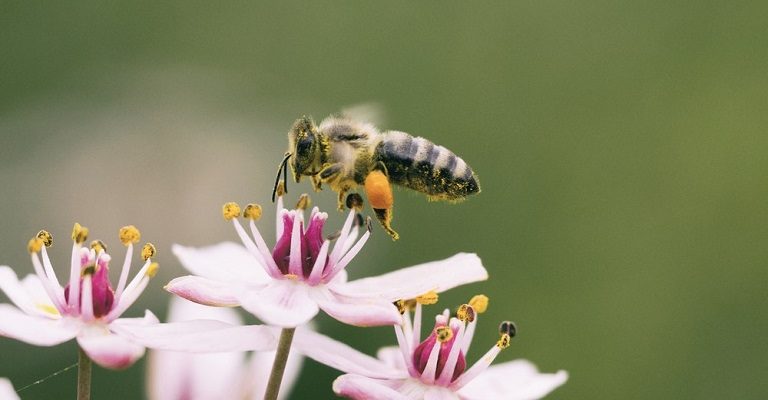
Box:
[374,131,480,201]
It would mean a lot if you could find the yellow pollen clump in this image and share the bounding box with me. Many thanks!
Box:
[27,237,44,253]
[416,290,439,305]
[222,202,241,220]
[456,304,476,323]
[295,194,311,210]
[36,230,53,247]
[141,243,156,261]
[90,240,107,253]
[435,326,453,343]
[146,262,159,278]
[72,223,89,244]
[119,225,141,246]
[244,203,263,220]
[496,333,511,349]
[469,294,489,314]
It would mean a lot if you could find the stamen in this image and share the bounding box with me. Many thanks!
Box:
[437,319,466,385]
[435,326,453,343]
[496,333,511,349]
[456,304,475,323]
[328,209,356,265]
[421,340,442,383]
[90,240,107,254]
[394,323,419,377]
[141,243,156,261]
[275,181,286,198]
[345,193,364,211]
[416,290,439,305]
[394,299,409,314]
[80,275,95,321]
[324,227,370,281]
[244,203,263,220]
[295,193,311,210]
[36,230,53,247]
[119,225,141,246]
[146,262,159,278]
[412,302,423,351]
[68,243,81,310]
[222,202,242,221]
[288,211,303,276]
[28,238,43,254]
[469,295,488,314]
[247,219,284,278]
[71,223,89,244]
[306,240,330,285]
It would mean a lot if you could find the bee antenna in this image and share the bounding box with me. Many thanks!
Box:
[272,152,292,202]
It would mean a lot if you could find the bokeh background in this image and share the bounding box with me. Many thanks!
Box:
[2,2,767,399]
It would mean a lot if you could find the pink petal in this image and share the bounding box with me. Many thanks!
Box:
[112,318,277,353]
[315,291,402,327]
[0,304,78,346]
[166,295,242,325]
[0,378,20,400]
[172,242,270,284]
[246,346,304,400]
[76,327,146,369]
[165,276,242,307]
[377,346,407,371]
[293,327,405,379]
[237,280,319,327]
[457,360,568,400]
[332,374,408,400]
[339,253,487,301]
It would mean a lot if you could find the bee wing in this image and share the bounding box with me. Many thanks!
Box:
[339,102,386,127]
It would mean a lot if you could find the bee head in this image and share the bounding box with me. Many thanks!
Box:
[288,116,321,181]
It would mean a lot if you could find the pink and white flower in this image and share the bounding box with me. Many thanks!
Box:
[0,378,19,400]
[147,297,302,400]
[0,224,276,370]
[166,194,488,328]
[294,298,568,400]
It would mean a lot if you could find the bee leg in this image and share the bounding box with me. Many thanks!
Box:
[364,170,399,240]
[311,175,323,192]
[318,163,345,210]
[337,188,348,211]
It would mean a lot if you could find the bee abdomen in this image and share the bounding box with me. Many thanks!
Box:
[375,131,480,200]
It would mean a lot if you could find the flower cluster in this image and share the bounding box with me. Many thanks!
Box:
[0,185,566,399]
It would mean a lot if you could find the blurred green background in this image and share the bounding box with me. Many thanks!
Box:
[1,1,767,399]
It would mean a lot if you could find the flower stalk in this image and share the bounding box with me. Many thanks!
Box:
[264,327,296,400]
[77,346,92,400]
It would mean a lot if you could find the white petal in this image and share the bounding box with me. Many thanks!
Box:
[165,276,243,307]
[166,295,243,325]
[314,291,402,327]
[172,242,270,284]
[377,346,407,371]
[245,346,304,400]
[0,304,77,346]
[293,327,405,379]
[77,326,146,369]
[332,374,408,400]
[0,267,55,317]
[0,378,20,400]
[237,280,319,327]
[147,345,244,400]
[112,318,277,353]
[339,253,487,301]
[457,360,568,400]
[424,386,461,400]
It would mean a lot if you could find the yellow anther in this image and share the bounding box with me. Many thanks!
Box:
[435,326,454,343]
[469,294,489,314]
[456,304,476,323]
[416,290,439,305]
[72,223,89,244]
[276,181,286,198]
[394,299,417,314]
[284,274,299,280]
[295,194,311,210]
[345,193,364,211]
[28,237,44,253]
[496,333,511,349]
[141,243,156,261]
[222,202,241,221]
[119,225,141,246]
[244,204,263,221]
[146,262,159,278]
[36,230,53,247]
[90,240,107,254]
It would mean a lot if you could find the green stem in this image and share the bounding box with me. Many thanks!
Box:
[264,327,296,400]
[77,347,92,400]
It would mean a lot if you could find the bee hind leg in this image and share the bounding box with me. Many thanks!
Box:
[364,169,399,240]
[373,208,399,241]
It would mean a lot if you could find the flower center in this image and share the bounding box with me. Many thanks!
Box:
[412,323,467,383]
[64,244,115,318]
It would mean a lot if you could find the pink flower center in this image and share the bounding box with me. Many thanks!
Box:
[271,212,327,279]
[64,255,115,318]
[411,323,467,383]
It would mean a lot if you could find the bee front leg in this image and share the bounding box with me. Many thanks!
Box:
[318,163,345,210]
[337,188,348,211]
[311,175,323,192]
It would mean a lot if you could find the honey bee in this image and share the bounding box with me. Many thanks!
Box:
[274,114,480,240]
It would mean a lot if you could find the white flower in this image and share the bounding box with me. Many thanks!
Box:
[0,378,19,400]
[294,298,568,400]
[166,195,488,328]
[0,224,275,370]
[147,297,302,400]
